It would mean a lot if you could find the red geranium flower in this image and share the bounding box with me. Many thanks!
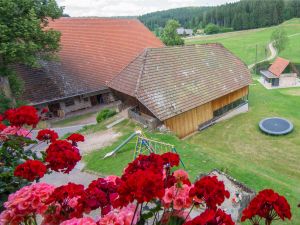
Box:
[36,129,59,143]
[43,183,86,224]
[4,106,39,127]
[123,153,164,179]
[67,133,85,144]
[116,169,165,207]
[161,152,180,167]
[184,209,234,225]
[14,160,47,181]
[84,176,121,216]
[41,108,49,114]
[0,114,3,122]
[45,140,81,173]
[0,123,6,131]
[241,189,291,225]
[189,176,230,209]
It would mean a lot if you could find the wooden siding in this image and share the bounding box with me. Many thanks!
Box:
[212,86,249,111]
[164,86,249,138]
[164,102,213,138]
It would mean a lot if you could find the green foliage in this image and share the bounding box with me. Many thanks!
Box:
[0,0,63,76]
[160,20,184,46]
[0,92,12,114]
[96,108,117,123]
[219,27,234,33]
[0,136,38,210]
[271,28,289,53]
[139,0,300,32]
[8,72,24,98]
[204,23,220,34]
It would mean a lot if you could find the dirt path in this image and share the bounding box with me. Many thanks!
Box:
[248,32,300,69]
[39,127,121,187]
[78,129,121,154]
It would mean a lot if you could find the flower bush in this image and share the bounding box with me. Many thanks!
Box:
[0,106,84,210]
[0,106,294,225]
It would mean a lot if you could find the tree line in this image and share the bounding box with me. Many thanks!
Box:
[139,0,300,31]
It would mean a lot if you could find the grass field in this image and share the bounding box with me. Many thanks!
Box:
[51,111,97,127]
[185,18,300,65]
[84,80,300,224]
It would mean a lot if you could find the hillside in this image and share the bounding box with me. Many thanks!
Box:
[139,0,300,32]
[185,18,300,65]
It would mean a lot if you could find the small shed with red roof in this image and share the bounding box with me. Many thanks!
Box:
[260,57,299,88]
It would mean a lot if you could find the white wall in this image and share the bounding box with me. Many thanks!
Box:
[279,73,297,87]
[60,96,92,114]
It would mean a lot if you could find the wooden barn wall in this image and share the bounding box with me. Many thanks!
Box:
[164,102,213,138]
[211,86,248,111]
[163,86,249,138]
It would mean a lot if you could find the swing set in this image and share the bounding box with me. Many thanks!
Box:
[103,130,185,168]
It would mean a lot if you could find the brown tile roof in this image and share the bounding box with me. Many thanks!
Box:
[268,57,290,77]
[15,61,105,105]
[109,44,252,121]
[47,18,164,89]
[17,18,164,105]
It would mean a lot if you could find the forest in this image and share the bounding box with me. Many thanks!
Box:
[139,0,300,31]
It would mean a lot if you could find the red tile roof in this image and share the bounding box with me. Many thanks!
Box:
[268,57,290,77]
[47,18,164,90]
[109,44,252,121]
[16,18,164,104]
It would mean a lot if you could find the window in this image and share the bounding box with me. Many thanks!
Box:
[213,97,247,118]
[83,97,89,102]
[64,99,75,107]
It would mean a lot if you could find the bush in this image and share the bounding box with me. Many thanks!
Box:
[219,27,234,33]
[96,108,116,123]
[204,23,220,34]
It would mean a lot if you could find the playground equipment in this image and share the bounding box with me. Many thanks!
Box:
[103,130,185,168]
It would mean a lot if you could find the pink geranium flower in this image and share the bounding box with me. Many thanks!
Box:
[98,203,139,225]
[1,126,32,138]
[162,184,192,210]
[61,217,97,225]
[0,183,55,225]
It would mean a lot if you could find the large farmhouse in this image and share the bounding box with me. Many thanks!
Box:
[16,18,164,117]
[109,44,252,138]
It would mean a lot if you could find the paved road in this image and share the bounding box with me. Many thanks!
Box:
[32,124,100,187]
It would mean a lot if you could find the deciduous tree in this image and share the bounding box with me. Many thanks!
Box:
[161,19,184,46]
[0,0,63,103]
[271,28,289,53]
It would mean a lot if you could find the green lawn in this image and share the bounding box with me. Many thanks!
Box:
[185,18,300,65]
[51,111,97,127]
[84,81,300,224]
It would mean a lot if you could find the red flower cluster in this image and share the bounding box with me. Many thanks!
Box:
[241,189,291,224]
[84,176,121,216]
[43,183,86,224]
[123,153,164,178]
[117,169,165,207]
[184,209,234,225]
[4,106,39,127]
[45,140,81,173]
[0,123,6,131]
[41,108,49,114]
[14,160,47,181]
[67,133,85,144]
[36,129,59,143]
[189,176,230,209]
[161,152,180,167]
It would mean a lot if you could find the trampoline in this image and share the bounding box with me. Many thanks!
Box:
[259,117,294,135]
